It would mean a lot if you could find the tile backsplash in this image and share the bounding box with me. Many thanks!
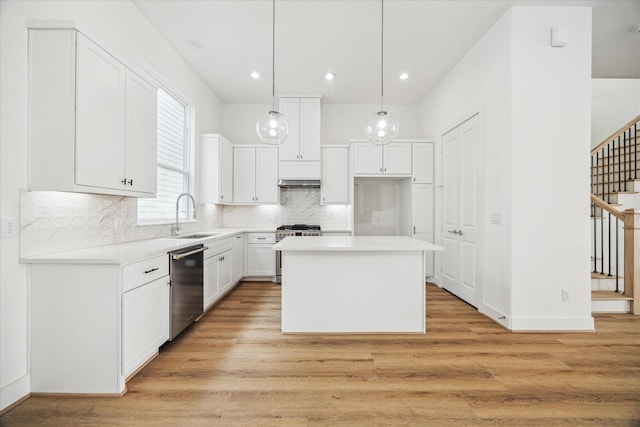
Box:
[20,188,350,257]
[222,189,350,229]
[20,190,222,257]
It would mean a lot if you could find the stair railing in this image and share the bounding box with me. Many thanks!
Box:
[591,115,640,314]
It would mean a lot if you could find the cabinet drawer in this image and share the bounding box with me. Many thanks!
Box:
[247,233,275,244]
[204,238,233,260]
[123,255,169,292]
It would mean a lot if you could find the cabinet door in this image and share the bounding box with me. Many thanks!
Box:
[247,243,276,276]
[75,34,126,190]
[122,276,169,377]
[279,97,301,161]
[220,139,234,202]
[413,184,435,277]
[383,143,412,175]
[321,147,349,204]
[219,250,233,293]
[255,147,279,203]
[203,253,221,310]
[125,70,157,195]
[352,143,383,174]
[233,147,257,203]
[300,97,321,161]
[412,143,434,184]
[231,234,245,282]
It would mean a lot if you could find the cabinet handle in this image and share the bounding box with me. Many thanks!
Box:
[413,177,416,182]
[379,168,383,172]
[413,226,416,234]
[384,168,387,172]
[144,267,159,274]
[128,179,133,186]
[121,178,127,185]
[236,235,242,239]
[221,195,224,199]
[257,237,266,240]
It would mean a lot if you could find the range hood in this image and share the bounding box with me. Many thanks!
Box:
[278,179,321,188]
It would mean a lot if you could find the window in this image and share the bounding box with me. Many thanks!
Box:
[137,88,191,224]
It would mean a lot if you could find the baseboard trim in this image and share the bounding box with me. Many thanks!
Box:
[478,303,511,330]
[0,375,31,413]
[509,315,595,331]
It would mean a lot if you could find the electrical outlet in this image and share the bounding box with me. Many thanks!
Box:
[562,289,570,302]
[2,218,17,238]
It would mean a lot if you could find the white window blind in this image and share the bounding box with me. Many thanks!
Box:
[138,88,190,223]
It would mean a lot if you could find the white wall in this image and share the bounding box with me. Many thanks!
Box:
[509,7,592,330]
[419,9,513,323]
[0,0,223,410]
[592,79,640,147]
[419,7,593,331]
[221,103,422,146]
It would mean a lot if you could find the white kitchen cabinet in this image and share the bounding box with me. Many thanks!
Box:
[122,275,170,378]
[278,96,321,179]
[201,134,234,204]
[203,251,221,310]
[28,28,157,197]
[233,146,278,204]
[203,238,236,311]
[412,183,435,277]
[412,142,434,184]
[29,254,170,394]
[218,250,233,293]
[352,142,412,175]
[231,233,245,282]
[246,233,276,277]
[321,147,349,204]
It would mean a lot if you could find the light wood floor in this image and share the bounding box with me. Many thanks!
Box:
[2,282,640,426]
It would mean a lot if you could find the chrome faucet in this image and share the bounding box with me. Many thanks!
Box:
[172,193,197,236]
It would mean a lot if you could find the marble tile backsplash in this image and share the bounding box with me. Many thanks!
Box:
[20,190,222,257]
[223,189,350,229]
[20,188,349,257]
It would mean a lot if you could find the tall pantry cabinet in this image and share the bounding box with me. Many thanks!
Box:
[28,26,157,197]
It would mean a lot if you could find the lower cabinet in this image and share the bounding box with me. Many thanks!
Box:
[203,234,243,311]
[122,276,170,377]
[246,233,276,277]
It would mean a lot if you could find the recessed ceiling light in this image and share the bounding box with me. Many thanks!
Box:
[399,73,409,80]
[324,72,336,81]
[187,38,203,49]
[251,71,260,79]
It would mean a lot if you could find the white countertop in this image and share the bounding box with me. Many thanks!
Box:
[21,228,274,265]
[273,236,444,252]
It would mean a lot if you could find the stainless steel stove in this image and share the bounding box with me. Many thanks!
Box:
[275,224,321,283]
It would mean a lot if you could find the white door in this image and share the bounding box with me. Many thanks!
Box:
[300,97,321,161]
[442,115,480,307]
[75,34,125,190]
[255,147,279,203]
[413,183,434,277]
[321,147,349,204]
[124,69,157,195]
[383,143,412,175]
[279,97,301,161]
[233,147,257,203]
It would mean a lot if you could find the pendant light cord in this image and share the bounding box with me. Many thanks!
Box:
[272,0,276,111]
[380,0,384,112]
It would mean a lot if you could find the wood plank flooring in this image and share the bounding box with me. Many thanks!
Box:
[2,282,640,426]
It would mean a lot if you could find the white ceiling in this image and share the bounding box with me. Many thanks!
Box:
[132,0,640,105]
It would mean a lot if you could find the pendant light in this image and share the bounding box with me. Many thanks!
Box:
[256,0,289,145]
[365,0,399,145]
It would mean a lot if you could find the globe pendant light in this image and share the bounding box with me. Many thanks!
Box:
[365,0,399,145]
[257,0,289,145]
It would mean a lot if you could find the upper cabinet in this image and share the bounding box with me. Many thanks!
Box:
[28,28,157,197]
[201,134,234,204]
[412,143,434,184]
[233,146,279,204]
[321,147,349,204]
[351,142,412,175]
[278,96,321,179]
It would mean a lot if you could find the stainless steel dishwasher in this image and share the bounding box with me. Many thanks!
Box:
[169,244,207,340]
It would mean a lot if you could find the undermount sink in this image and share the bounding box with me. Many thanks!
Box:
[176,233,220,239]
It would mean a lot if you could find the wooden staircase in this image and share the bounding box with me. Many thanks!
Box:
[590,115,640,314]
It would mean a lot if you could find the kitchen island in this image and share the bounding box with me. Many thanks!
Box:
[273,236,443,333]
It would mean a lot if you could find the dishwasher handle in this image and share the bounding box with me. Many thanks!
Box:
[171,246,209,260]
